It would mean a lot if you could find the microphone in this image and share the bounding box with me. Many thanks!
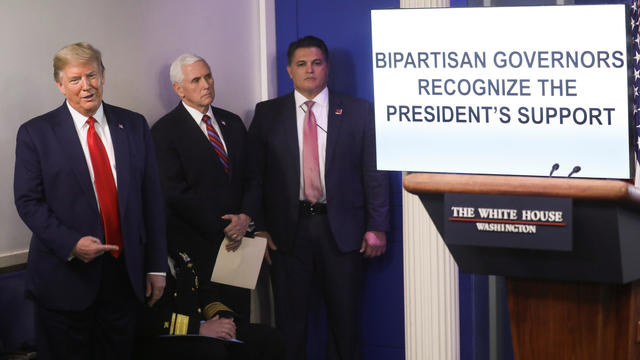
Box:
[567,166,581,177]
[315,123,328,134]
[299,103,328,134]
[549,163,560,177]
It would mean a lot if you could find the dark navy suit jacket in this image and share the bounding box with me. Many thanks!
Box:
[151,103,250,316]
[151,104,248,257]
[244,91,389,253]
[14,102,167,311]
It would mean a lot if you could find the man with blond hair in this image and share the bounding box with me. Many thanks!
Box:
[14,42,166,359]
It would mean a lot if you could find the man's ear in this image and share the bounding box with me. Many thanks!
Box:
[173,82,184,98]
[56,80,66,96]
[286,65,293,80]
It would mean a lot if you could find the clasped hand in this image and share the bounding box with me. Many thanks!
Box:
[222,213,251,251]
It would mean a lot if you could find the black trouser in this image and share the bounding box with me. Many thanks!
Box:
[35,254,137,360]
[271,213,364,360]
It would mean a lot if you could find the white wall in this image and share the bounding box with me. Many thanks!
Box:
[0,0,272,261]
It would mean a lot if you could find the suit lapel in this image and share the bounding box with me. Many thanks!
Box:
[325,92,343,173]
[212,108,238,180]
[177,103,212,151]
[212,108,232,157]
[178,104,230,179]
[283,94,300,184]
[104,104,131,218]
[51,103,97,204]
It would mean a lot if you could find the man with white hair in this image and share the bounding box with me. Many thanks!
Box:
[151,54,252,320]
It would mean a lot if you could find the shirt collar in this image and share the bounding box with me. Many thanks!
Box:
[67,101,105,130]
[182,101,213,123]
[294,87,329,109]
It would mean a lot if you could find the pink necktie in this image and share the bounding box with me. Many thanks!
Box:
[86,117,122,258]
[202,115,230,175]
[303,101,322,203]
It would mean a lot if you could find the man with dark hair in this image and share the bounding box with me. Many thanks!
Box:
[245,35,390,360]
[14,42,166,359]
[286,35,330,65]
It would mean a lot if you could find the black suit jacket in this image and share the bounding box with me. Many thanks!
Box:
[151,103,248,305]
[244,91,390,253]
[14,102,167,310]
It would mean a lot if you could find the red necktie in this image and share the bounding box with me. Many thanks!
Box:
[202,115,230,175]
[303,101,322,203]
[86,117,122,258]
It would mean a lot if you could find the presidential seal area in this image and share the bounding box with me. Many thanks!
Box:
[449,206,565,235]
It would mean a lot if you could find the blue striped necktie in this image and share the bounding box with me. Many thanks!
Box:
[202,114,230,175]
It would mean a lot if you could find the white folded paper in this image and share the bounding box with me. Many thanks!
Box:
[211,236,266,290]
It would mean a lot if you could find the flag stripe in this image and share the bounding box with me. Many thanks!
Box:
[631,0,640,169]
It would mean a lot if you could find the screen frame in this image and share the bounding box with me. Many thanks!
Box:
[371,4,636,180]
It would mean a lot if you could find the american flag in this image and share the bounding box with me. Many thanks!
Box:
[632,0,640,174]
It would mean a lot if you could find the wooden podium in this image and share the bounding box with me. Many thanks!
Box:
[403,173,640,360]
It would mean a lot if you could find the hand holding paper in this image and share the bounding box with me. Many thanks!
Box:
[211,236,267,289]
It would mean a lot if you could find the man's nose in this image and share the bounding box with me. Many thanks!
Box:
[80,77,90,90]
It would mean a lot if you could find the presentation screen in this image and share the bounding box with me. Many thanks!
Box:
[371,4,634,179]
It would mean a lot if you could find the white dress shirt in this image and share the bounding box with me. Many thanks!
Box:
[69,102,166,276]
[68,102,117,207]
[295,87,329,202]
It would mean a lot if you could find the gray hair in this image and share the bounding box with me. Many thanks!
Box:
[169,53,207,84]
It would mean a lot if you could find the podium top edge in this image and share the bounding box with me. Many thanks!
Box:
[402,173,640,205]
